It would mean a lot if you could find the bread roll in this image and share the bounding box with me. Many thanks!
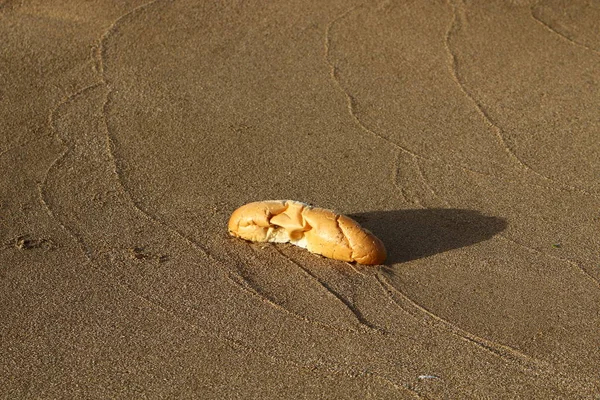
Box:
[228,200,386,265]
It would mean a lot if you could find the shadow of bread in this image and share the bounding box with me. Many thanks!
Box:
[350,209,507,264]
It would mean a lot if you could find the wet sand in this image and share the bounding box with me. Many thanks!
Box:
[1,0,599,398]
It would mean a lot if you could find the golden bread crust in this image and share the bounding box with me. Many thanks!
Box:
[228,200,386,265]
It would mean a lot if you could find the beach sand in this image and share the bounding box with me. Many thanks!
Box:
[1,0,599,398]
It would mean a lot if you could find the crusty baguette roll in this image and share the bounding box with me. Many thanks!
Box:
[228,200,386,265]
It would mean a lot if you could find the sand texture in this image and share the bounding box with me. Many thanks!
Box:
[1,0,600,398]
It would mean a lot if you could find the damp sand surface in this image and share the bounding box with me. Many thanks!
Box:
[1,1,600,398]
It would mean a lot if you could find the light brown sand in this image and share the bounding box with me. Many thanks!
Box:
[1,0,599,398]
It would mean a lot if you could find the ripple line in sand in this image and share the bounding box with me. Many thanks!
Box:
[499,234,600,291]
[530,2,600,57]
[415,156,600,290]
[94,0,254,284]
[395,158,600,391]
[95,0,162,77]
[445,0,598,199]
[90,254,417,397]
[324,1,600,206]
[323,3,421,162]
[375,273,548,372]
[37,83,105,261]
[274,246,387,334]
[373,272,600,392]
[225,246,367,336]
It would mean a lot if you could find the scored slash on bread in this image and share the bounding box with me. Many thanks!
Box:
[228,200,386,265]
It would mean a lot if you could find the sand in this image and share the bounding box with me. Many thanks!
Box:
[1,0,599,398]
